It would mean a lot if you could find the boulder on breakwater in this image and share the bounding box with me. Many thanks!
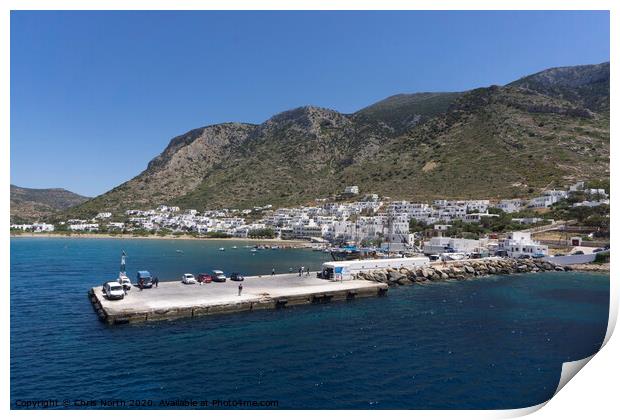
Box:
[353,258,571,287]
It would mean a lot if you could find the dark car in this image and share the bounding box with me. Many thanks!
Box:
[230,272,245,281]
[517,254,532,260]
[136,270,153,289]
[198,273,213,283]
[593,248,604,253]
[573,250,585,255]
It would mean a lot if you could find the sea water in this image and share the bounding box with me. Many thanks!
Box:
[10,238,609,409]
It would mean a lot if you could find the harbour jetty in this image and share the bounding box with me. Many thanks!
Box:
[354,257,572,286]
[89,257,577,326]
[89,273,388,325]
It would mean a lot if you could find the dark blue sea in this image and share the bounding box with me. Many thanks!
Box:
[10,237,609,409]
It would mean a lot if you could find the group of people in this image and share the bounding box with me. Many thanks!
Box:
[271,267,312,276]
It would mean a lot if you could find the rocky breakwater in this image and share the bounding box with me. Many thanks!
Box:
[353,258,571,287]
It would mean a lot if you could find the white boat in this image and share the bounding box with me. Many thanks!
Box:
[219,247,225,251]
[441,252,467,261]
[250,248,257,253]
[232,246,237,249]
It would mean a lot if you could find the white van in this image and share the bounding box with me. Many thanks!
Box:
[319,257,429,280]
[103,281,125,300]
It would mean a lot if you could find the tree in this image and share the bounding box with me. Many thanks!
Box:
[248,228,275,239]
[409,218,427,233]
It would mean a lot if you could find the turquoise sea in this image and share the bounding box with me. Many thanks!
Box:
[10,237,609,409]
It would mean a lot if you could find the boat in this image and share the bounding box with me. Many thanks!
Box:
[250,248,257,253]
[219,247,225,251]
[232,246,238,249]
[440,252,467,261]
[330,245,378,261]
[175,249,184,253]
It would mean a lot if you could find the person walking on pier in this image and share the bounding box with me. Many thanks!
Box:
[138,278,144,291]
[238,283,243,296]
[298,267,302,277]
[306,266,310,276]
[154,276,159,288]
[272,267,276,276]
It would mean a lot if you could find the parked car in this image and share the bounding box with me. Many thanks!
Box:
[117,273,132,290]
[230,272,244,281]
[593,248,604,253]
[182,273,197,284]
[555,253,566,257]
[198,273,213,283]
[517,254,532,260]
[211,270,227,282]
[102,281,125,300]
[572,250,585,255]
[136,270,153,289]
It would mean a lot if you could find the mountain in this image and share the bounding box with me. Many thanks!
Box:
[354,92,462,134]
[11,185,90,223]
[508,62,610,112]
[65,62,609,218]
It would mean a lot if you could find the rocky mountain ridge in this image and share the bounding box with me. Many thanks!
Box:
[64,61,610,219]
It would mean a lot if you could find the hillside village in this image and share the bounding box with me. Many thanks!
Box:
[11,180,609,259]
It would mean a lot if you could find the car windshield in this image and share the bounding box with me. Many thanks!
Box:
[110,286,123,291]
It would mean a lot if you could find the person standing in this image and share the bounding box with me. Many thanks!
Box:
[272,267,276,276]
[298,267,302,277]
[306,266,310,276]
[154,276,159,288]
[238,283,243,296]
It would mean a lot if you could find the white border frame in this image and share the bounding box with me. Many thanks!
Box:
[2,2,616,419]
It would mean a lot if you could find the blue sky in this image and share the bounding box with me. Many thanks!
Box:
[11,10,609,197]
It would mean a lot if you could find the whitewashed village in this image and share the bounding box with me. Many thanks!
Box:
[11,180,609,265]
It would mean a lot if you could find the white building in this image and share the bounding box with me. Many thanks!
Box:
[499,232,548,258]
[33,223,55,232]
[496,199,523,213]
[528,196,557,209]
[573,199,610,208]
[422,237,488,255]
[11,223,55,232]
[344,186,359,195]
[69,223,99,232]
[512,218,550,225]
[461,213,499,224]
[569,181,585,192]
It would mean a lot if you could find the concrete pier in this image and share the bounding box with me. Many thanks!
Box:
[89,272,388,325]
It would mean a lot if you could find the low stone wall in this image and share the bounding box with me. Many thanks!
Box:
[353,258,571,286]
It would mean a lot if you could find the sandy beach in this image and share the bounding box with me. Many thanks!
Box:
[10,232,311,247]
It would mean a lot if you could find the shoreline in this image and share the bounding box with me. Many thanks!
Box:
[10,232,311,246]
[566,263,610,272]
